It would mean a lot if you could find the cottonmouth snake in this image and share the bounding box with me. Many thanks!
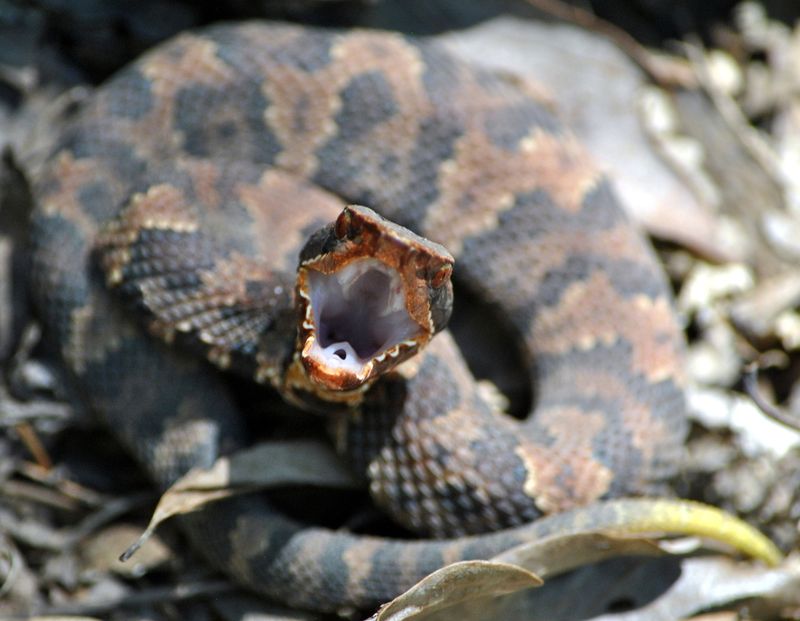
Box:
[28,21,779,613]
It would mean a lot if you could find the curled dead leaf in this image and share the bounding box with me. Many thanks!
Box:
[493,532,663,578]
[372,560,541,621]
[589,554,800,621]
[120,439,358,563]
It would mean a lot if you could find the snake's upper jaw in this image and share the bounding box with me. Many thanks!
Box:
[295,205,454,395]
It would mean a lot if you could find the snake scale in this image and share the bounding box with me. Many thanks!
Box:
[28,21,779,613]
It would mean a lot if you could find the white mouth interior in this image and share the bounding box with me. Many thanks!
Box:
[307,259,419,371]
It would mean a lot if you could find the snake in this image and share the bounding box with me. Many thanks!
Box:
[28,21,780,613]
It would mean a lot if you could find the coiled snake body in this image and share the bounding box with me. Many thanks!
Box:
[29,21,770,613]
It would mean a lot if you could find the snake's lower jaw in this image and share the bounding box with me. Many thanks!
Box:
[300,334,376,391]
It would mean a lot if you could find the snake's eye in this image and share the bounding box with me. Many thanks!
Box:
[335,208,352,239]
[431,263,452,289]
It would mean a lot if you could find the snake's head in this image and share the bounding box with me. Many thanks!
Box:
[294,205,453,397]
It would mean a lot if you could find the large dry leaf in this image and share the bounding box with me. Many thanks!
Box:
[370,544,798,621]
[494,532,663,577]
[589,555,800,621]
[365,498,786,621]
[431,555,799,621]
[121,439,358,562]
[371,560,542,621]
[369,533,666,621]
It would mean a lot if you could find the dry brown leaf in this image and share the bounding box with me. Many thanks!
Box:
[589,554,800,621]
[371,560,542,621]
[120,439,358,563]
[493,532,664,578]
[368,534,667,621]
[374,550,799,621]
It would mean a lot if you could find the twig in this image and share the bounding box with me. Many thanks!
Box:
[17,461,108,508]
[12,423,52,470]
[5,324,58,468]
[743,362,800,432]
[0,397,73,426]
[0,479,79,512]
[0,507,67,551]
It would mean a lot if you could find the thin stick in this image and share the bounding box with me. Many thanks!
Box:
[743,362,800,432]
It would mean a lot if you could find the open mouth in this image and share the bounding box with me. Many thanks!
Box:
[304,258,420,376]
